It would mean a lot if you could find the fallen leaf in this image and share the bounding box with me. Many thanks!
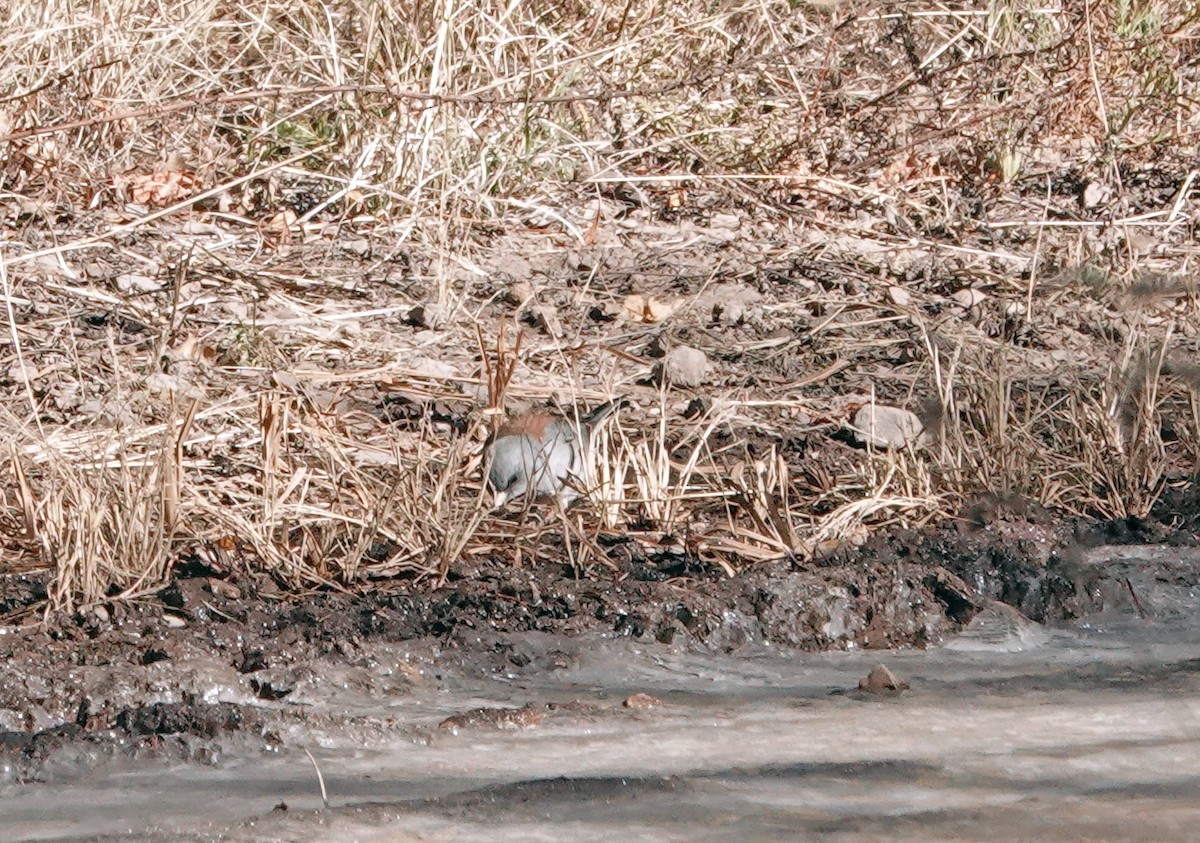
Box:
[125,168,201,206]
[584,205,602,245]
[622,293,674,323]
[263,209,298,244]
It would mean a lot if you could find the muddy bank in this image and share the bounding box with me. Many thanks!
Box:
[2,511,1197,786]
[9,596,1200,843]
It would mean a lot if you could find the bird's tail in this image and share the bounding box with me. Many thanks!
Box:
[580,395,628,428]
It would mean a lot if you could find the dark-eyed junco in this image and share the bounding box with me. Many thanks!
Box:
[486,398,624,509]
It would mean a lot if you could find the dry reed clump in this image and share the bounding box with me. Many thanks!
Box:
[4,390,195,613]
[916,275,1200,521]
[1,0,1195,230]
[9,426,176,611]
[0,0,1198,612]
[5,364,489,614]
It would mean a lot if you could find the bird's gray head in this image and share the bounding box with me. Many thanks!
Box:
[487,434,537,508]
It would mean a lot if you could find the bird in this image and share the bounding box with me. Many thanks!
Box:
[486,398,625,509]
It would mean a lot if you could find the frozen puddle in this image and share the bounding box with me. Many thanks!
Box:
[5,618,1200,842]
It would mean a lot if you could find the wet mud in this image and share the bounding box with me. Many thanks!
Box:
[2,508,1197,789]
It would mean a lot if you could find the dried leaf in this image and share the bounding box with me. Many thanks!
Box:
[125,168,201,206]
[621,293,674,323]
[584,205,602,245]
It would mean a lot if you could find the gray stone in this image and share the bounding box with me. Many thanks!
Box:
[851,405,924,449]
[659,346,710,387]
[951,288,987,309]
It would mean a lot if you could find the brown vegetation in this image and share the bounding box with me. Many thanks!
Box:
[1,0,1198,613]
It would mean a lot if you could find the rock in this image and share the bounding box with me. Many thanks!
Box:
[144,372,182,395]
[116,274,159,294]
[1073,544,1200,621]
[0,708,27,731]
[341,238,370,257]
[207,579,241,600]
[522,303,562,338]
[437,704,544,734]
[1124,231,1157,254]
[405,303,448,330]
[180,220,222,236]
[682,396,712,419]
[699,283,763,325]
[943,602,1049,652]
[851,405,924,449]
[858,664,909,695]
[406,357,462,381]
[951,288,987,309]
[657,346,710,388]
[887,286,911,306]
[622,693,662,709]
[1081,179,1108,208]
[507,280,534,304]
[140,647,170,666]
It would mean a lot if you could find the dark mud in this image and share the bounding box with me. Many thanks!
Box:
[0,510,1196,785]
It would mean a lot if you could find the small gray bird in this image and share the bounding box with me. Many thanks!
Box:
[486,398,624,509]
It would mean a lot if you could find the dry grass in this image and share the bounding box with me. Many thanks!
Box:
[1,0,1198,611]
